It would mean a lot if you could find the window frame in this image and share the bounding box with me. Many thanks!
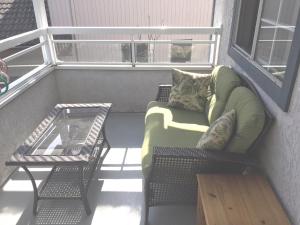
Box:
[229,0,300,111]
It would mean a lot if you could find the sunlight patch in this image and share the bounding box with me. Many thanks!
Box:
[102,148,126,165]
[100,179,142,192]
[0,207,23,225]
[91,205,141,225]
[2,179,42,192]
[124,148,141,165]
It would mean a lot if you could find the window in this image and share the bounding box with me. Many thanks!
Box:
[235,0,260,54]
[229,0,300,111]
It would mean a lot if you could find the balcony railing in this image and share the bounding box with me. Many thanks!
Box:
[48,26,222,69]
[0,25,222,88]
[0,25,222,105]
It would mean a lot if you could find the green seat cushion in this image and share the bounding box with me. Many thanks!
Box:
[206,65,241,124]
[142,101,209,177]
[223,87,265,153]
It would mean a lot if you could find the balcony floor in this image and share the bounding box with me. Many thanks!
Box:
[0,113,196,225]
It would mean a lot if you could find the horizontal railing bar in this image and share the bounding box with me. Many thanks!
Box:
[56,61,132,65]
[48,26,222,35]
[53,40,132,44]
[3,42,45,63]
[7,65,41,68]
[0,29,45,52]
[53,39,214,44]
[134,62,209,65]
[134,40,214,44]
[56,64,213,70]
[56,61,210,66]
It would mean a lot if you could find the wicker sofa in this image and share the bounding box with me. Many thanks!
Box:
[142,65,273,222]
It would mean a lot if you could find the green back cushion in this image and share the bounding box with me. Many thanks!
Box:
[206,65,241,124]
[223,87,265,153]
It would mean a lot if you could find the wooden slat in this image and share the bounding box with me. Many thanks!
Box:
[197,185,207,225]
[196,175,291,225]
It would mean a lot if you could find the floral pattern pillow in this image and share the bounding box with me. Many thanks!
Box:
[168,69,212,112]
[196,109,236,150]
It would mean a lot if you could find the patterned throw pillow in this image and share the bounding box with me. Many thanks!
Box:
[196,109,236,150]
[168,69,212,112]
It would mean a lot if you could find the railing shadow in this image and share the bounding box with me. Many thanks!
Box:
[15,178,104,225]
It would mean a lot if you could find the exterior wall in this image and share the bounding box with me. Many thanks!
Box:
[0,73,59,185]
[47,0,214,64]
[54,69,172,112]
[47,0,214,27]
[218,1,300,224]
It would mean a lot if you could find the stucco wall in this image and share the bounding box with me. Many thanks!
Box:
[0,73,59,185]
[54,69,172,112]
[218,1,300,224]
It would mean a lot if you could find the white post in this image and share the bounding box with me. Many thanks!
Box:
[32,0,56,65]
[131,36,136,67]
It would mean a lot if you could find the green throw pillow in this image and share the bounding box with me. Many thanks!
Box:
[196,109,236,150]
[168,69,211,112]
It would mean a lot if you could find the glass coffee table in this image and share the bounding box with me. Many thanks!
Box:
[6,103,112,215]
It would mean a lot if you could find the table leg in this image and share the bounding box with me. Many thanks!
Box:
[78,165,91,215]
[22,166,38,215]
[102,126,111,151]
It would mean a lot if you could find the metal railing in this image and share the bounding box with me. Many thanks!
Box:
[48,26,222,69]
[0,0,222,107]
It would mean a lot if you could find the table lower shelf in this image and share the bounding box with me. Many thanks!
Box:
[39,166,89,199]
[37,140,105,200]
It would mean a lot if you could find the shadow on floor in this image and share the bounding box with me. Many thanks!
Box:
[0,113,196,225]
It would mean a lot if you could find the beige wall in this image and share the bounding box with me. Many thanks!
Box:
[48,0,214,27]
[218,1,300,224]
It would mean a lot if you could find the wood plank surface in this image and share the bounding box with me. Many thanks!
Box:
[196,175,291,225]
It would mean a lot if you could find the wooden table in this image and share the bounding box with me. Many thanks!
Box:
[196,174,291,225]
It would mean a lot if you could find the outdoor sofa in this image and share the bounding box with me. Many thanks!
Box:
[141,65,273,221]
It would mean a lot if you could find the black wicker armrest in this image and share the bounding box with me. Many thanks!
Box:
[153,146,259,169]
[155,85,172,102]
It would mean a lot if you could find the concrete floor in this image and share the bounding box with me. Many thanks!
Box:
[0,113,196,225]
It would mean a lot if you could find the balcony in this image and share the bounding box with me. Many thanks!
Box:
[0,0,299,225]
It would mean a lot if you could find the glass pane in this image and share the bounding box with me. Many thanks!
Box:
[260,0,280,21]
[0,0,37,40]
[255,42,272,65]
[29,107,101,156]
[46,0,214,27]
[55,43,129,63]
[235,0,260,54]
[0,40,44,83]
[255,0,298,82]
[134,43,210,64]
[279,0,300,25]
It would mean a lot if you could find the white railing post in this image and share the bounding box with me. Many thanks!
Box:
[209,34,216,65]
[32,0,56,65]
[131,36,136,67]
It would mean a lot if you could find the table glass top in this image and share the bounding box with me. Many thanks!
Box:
[17,104,111,157]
